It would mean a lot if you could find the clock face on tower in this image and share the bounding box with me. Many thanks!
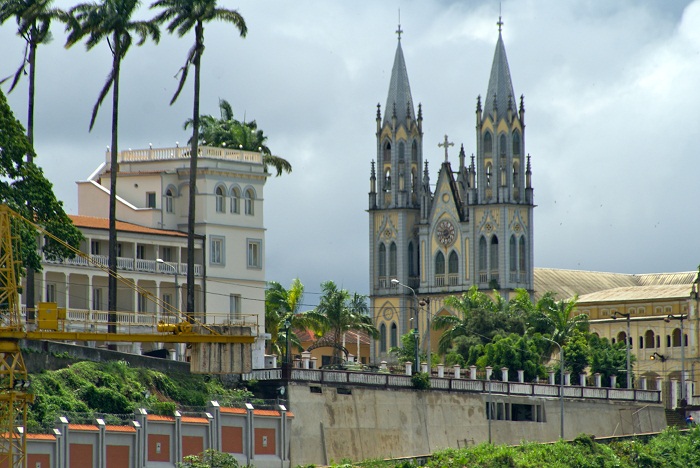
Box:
[436,220,456,247]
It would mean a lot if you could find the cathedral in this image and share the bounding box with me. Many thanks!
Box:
[369,21,534,362]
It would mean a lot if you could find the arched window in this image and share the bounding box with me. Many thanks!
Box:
[484,132,492,154]
[408,242,415,276]
[378,244,386,277]
[490,236,499,272]
[509,235,517,272]
[383,142,391,162]
[666,334,671,347]
[499,134,507,156]
[165,188,174,213]
[672,328,681,347]
[617,331,627,345]
[411,169,417,193]
[512,162,519,189]
[411,140,418,162]
[244,188,255,215]
[448,251,459,274]
[389,242,397,276]
[230,187,240,214]
[513,131,521,155]
[485,163,493,188]
[215,186,226,213]
[639,336,643,349]
[435,252,445,275]
[398,142,405,161]
[380,323,387,352]
[384,168,391,191]
[645,330,655,349]
[390,322,398,348]
[479,236,487,271]
[519,237,526,272]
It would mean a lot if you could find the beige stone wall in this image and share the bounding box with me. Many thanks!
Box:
[288,383,666,466]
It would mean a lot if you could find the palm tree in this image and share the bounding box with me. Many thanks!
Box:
[1,0,64,319]
[150,0,247,316]
[184,98,292,177]
[264,278,313,362]
[65,0,160,333]
[305,281,379,364]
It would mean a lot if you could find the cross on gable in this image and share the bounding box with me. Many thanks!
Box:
[438,134,454,162]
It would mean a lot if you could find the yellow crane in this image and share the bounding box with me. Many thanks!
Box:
[0,205,257,467]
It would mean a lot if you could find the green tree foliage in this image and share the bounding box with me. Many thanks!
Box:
[178,449,240,467]
[185,98,292,177]
[389,332,426,366]
[150,0,246,314]
[265,278,317,359]
[527,292,589,348]
[475,334,546,382]
[305,281,379,363]
[588,334,633,388]
[65,0,160,323]
[0,89,81,272]
[561,330,590,384]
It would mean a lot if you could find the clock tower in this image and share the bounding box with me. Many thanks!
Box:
[369,20,534,364]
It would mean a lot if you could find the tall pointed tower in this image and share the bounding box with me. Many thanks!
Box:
[369,25,424,361]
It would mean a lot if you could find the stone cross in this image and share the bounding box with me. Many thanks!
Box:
[438,135,454,162]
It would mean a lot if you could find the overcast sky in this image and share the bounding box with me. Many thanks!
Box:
[2,0,699,307]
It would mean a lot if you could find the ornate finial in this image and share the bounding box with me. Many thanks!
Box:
[519,94,525,113]
[396,9,403,41]
[497,16,503,33]
[526,154,531,171]
[418,103,423,120]
[507,94,513,111]
[476,95,482,112]
[371,160,376,176]
[376,103,381,120]
[438,135,454,162]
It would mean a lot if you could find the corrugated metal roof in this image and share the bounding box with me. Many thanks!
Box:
[577,284,693,303]
[533,268,697,300]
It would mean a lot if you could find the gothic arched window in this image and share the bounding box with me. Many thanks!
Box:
[383,141,391,162]
[485,163,493,188]
[398,142,405,161]
[389,242,397,276]
[519,236,527,272]
[448,251,459,274]
[408,242,415,277]
[380,323,387,352]
[499,134,507,157]
[484,132,492,154]
[490,236,499,272]
[513,131,521,155]
[479,236,487,271]
[412,140,418,162]
[512,162,519,189]
[509,235,517,272]
[378,244,386,277]
[390,322,398,348]
[165,188,174,213]
[384,168,391,192]
[435,252,445,275]
[215,186,226,213]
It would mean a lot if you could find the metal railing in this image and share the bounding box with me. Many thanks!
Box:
[44,255,203,277]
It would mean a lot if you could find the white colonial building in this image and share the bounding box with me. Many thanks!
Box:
[21,145,269,368]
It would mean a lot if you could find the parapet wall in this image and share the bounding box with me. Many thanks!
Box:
[288,381,667,466]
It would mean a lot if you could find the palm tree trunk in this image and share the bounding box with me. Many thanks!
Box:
[25,33,37,323]
[186,22,204,318]
[107,41,120,337]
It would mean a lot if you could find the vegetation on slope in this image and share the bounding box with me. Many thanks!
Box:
[27,360,253,433]
[326,429,700,468]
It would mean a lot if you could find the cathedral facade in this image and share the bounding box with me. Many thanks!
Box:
[369,24,534,362]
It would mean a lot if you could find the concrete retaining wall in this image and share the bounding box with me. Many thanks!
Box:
[288,382,667,466]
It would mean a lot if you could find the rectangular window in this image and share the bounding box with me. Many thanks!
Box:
[146,192,156,208]
[165,194,173,213]
[138,294,148,313]
[210,237,224,265]
[161,247,172,262]
[163,293,172,308]
[92,288,103,310]
[46,283,56,303]
[91,240,100,256]
[247,239,262,269]
[230,294,241,321]
[136,245,145,260]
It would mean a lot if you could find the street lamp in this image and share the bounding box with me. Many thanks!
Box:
[665,314,688,404]
[612,311,632,389]
[650,352,667,362]
[543,336,564,440]
[391,279,420,373]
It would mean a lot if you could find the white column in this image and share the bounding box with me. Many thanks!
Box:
[595,373,602,387]
[485,366,493,381]
[405,362,412,375]
[437,364,444,378]
[470,365,477,380]
[501,367,509,382]
[517,370,525,383]
[454,364,461,379]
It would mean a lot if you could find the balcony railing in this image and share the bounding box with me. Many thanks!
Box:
[115,145,263,165]
[44,255,203,277]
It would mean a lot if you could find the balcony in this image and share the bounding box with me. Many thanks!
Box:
[115,145,263,165]
[44,255,203,277]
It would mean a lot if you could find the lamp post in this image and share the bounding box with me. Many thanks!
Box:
[391,279,420,373]
[665,314,688,404]
[543,337,564,440]
[283,318,291,380]
[157,258,180,361]
[612,311,632,389]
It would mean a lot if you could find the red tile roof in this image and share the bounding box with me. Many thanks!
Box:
[220,407,247,415]
[253,409,280,417]
[69,215,188,238]
[182,416,209,424]
[106,425,136,433]
[147,415,175,422]
[68,424,99,432]
[27,434,56,441]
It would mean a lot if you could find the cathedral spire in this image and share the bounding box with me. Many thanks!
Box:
[384,28,415,126]
[483,21,517,122]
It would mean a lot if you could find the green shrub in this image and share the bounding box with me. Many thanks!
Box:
[411,372,430,390]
